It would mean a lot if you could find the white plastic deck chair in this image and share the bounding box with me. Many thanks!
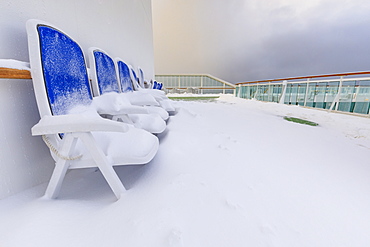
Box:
[115,58,170,120]
[129,65,176,114]
[151,80,157,89]
[26,19,159,200]
[115,59,136,93]
[157,81,164,90]
[139,67,157,89]
[88,48,167,132]
[129,65,143,91]
[138,67,146,88]
[139,67,161,90]
[153,81,159,89]
[149,80,155,89]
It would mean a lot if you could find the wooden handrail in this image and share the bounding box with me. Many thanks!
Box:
[0,67,31,79]
[236,71,370,85]
[4,67,370,86]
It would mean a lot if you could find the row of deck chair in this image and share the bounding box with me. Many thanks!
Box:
[26,19,173,200]
[130,63,163,91]
[89,48,169,134]
[152,81,164,90]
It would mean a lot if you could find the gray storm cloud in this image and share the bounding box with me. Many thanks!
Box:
[152,0,370,83]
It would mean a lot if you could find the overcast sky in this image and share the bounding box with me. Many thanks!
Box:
[152,0,370,83]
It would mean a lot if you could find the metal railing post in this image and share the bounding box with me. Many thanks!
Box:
[279,80,288,104]
[304,78,310,107]
[253,84,259,99]
[201,75,203,94]
[335,76,343,111]
[329,76,343,111]
[268,81,271,101]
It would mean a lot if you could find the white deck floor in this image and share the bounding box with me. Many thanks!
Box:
[1,95,369,247]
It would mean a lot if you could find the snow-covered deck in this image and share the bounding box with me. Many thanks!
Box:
[0,95,369,246]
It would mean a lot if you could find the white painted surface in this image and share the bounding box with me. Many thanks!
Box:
[0,0,154,199]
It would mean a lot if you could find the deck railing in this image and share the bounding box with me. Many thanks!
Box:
[3,66,369,115]
[235,71,370,115]
[155,74,235,94]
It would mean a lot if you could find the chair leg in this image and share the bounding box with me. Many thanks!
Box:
[79,132,126,199]
[44,134,77,199]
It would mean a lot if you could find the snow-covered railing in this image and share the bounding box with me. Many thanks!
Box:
[0,59,31,79]
[155,74,235,94]
[235,71,370,115]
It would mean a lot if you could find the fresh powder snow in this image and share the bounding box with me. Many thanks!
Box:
[0,59,30,70]
[0,94,369,247]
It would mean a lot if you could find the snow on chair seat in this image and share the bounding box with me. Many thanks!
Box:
[88,48,167,133]
[26,19,159,200]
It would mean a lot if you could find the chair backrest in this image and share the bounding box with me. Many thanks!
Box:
[89,48,120,96]
[115,59,134,93]
[138,67,145,88]
[148,80,154,89]
[129,66,142,91]
[27,20,92,117]
[153,80,158,89]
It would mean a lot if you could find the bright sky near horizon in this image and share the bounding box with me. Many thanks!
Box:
[152,0,370,83]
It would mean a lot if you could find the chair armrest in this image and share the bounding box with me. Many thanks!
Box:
[138,88,167,98]
[124,92,160,106]
[92,92,149,115]
[31,114,129,136]
[97,104,149,115]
